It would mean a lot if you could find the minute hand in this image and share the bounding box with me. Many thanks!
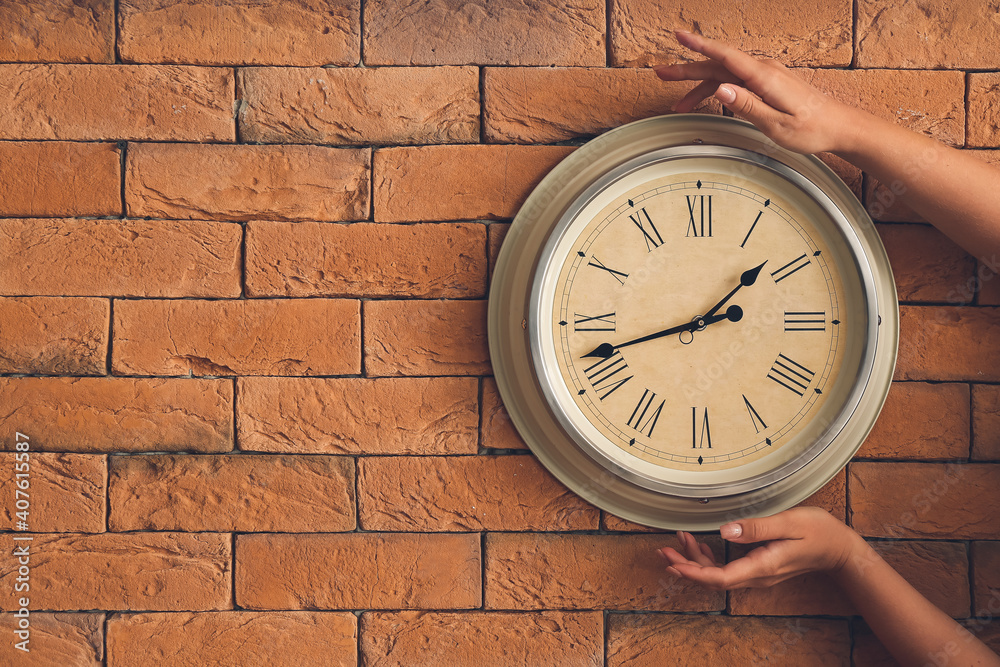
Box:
[582,307,740,359]
[704,260,768,319]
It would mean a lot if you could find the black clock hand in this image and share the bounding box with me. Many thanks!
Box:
[704,260,768,319]
[583,305,743,359]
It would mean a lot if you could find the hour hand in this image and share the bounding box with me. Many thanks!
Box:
[582,305,743,359]
[704,260,767,319]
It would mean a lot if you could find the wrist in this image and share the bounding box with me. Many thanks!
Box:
[830,529,874,581]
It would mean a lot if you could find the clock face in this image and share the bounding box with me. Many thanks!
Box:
[533,150,870,494]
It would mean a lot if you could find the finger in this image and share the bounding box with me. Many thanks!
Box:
[657,546,698,568]
[674,552,775,590]
[685,535,716,568]
[698,541,718,565]
[673,79,721,113]
[674,31,768,89]
[654,60,741,84]
[720,510,807,545]
[714,84,788,132]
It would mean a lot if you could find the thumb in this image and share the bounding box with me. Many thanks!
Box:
[714,83,783,130]
[720,514,789,544]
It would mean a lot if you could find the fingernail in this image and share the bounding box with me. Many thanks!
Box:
[716,84,736,104]
[655,549,668,560]
[666,566,681,577]
[720,523,742,540]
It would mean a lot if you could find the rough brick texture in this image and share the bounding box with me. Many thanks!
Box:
[973,541,1000,617]
[0,297,108,375]
[877,224,976,303]
[0,142,120,217]
[0,453,105,532]
[857,382,970,460]
[969,74,1000,148]
[973,385,1000,461]
[896,306,1000,382]
[0,0,113,63]
[0,613,104,665]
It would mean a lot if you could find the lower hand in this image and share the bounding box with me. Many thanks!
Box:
[657,506,865,590]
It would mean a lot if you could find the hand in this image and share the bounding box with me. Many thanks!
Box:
[654,31,863,155]
[704,260,767,319]
[657,507,865,590]
[582,304,742,359]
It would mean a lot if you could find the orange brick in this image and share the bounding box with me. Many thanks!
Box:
[0,142,120,217]
[857,382,970,460]
[0,0,113,63]
[485,533,723,611]
[358,456,598,531]
[364,300,489,376]
[361,611,603,666]
[238,377,478,455]
[0,219,241,297]
[109,454,355,532]
[608,614,850,666]
[126,143,369,222]
[0,612,103,665]
[798,468,847,521]
[373,145,574,222]
[973,385,1000,461]
[363,0,604,66]
[108,612,356,667]
[969,74,1000,149]
[245,221,486,298]
[729,540,970,618]
[0,377,233,453]
[113,299,360,376]
[817,152,862,200]
[850,462,1000,539]
[239,66,478,145]
[980,256,1000,306]
[973,541,1000,617]
[0,65,234,141]
[237,533,481,610]
[856,0,1000,69]
[484,68,718,143]
[896,306,1000,382]
[610,0,851,67]
[481,377,529,451]
[0,297,108,375]
[877,224,976,303]
[488,222,510,282]
[119,0,360,66]
[0,533,230,611]
[1,453,104,532]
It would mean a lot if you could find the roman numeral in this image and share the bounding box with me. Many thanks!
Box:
[742,394,768,433]
[583,350,633,400]
[685,195,713,237]
[767,354,815,396]
[588,256,629,285]
[740,210,762,248]
[784,311,826,332]
[691,407,712,448]
[574,312,616,332]
[770,253,810,283]
[629,207,663,251]
[627,389,665,437]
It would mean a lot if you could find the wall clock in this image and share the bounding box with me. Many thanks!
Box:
[488,114,898,530]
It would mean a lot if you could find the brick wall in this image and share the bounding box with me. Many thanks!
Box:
[0,1,999,665]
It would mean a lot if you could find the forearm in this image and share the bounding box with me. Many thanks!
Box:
[835,538,999,666]
[833,110,1000,265]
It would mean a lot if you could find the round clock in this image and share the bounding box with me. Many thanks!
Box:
[488,114,898,530]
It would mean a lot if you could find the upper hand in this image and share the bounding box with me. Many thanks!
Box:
[657,506,864,590]
[654,31,863,155]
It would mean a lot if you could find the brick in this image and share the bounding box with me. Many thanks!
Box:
[113,299,360,376]
[0,612,103,665]
[0,219,241,298]
[0,0,113,63]
[237,533,480,610]
[364,0,604,66]
[973,385,1000,461]
[361,611,602,666]
[857,382,970,460]
[856,0,1000,69]
[374,145,574,222]
[0,377,232,453]
[485,533,723,611]
[0,65,234,141]
[364,300,489,376]
[239,66,478,145]
[729,540,970,618]
[481,377,528,451]
[0,142,120,217]
[483,68,718,144]
[119,0,360,66]
[610,0,851,67]
[896,306,1000,382]
[0,533,230,611]
[245,221,486,298]
[488,223,510,283]
[0,297,108,375]
[1,453,104,532]
[126,143,369,222]
[973,541,1000,618]
[850,462,1000,539]
[817,152,862,200]
[108,612,355,667]
[358,456,598,531]
[969,74,1000,148]
[607,614,850,666]
[238,377,478,455]
[798,468,847,521]
[109,454,355,532]
[877,224,976,303]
